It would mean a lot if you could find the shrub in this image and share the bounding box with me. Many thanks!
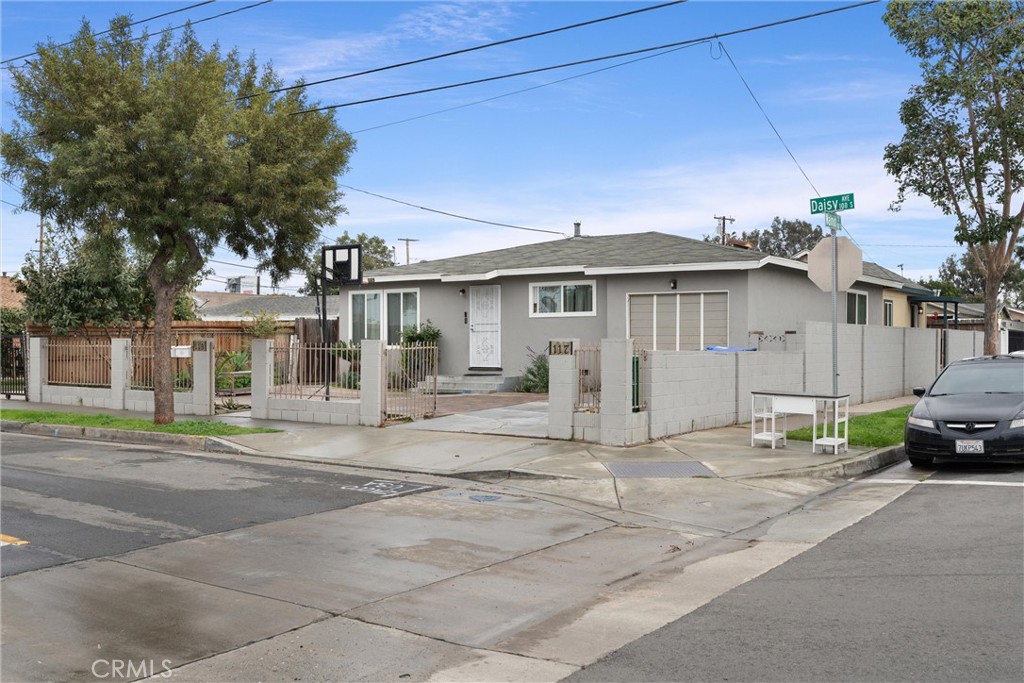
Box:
[516,346,549,393]
[243,309,280,338]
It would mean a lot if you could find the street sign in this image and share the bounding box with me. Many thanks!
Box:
[824,211,842,230]
[808,236,862,292]
[810,193,855,214]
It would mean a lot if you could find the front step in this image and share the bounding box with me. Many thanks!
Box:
[421,374,510,394]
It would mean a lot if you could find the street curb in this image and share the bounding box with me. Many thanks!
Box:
[739,445,906,480]
[1,420,250,455]
[2,419,908,482]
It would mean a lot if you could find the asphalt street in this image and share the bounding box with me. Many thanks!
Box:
[566,463,1024,683]
[0,433,435,576]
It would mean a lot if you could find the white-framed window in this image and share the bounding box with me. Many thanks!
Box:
[350,290,419,344]
[529,280,596,317]
[847,290,868,325]
[883,299,894,327]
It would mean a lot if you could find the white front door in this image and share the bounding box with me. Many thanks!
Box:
[469,285,501,368]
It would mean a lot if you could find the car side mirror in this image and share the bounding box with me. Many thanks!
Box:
[913,387,926,397]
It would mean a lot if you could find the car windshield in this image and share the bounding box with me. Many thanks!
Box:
[929,362,1024,396]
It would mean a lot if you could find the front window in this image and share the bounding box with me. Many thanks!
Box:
[530,281,596,317]
[884,299,894,327]
[351,290,418,344]
[846,291,867,325]
[387,291,419,345]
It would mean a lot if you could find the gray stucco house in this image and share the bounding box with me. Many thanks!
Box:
[200,231,928,389]
[352,231,927,387]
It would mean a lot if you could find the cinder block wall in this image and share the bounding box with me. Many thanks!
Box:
[570,323,985,445]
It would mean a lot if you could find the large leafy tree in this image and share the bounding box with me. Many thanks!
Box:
[2,17,354,422]
[704,217,825,257]
[923,250,1024,305]
[299,231,397,295]
[883,1,1023,354]
[16,223,198,340]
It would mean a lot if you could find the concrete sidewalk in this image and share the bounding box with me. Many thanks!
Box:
[1,394,915,488]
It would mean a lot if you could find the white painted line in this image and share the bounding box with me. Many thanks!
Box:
[869,478,1023,488]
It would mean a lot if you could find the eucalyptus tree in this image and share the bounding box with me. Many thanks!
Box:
[883,1,1023,353]
[2,17,355,422]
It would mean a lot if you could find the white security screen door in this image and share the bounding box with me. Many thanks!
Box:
[469,285,501,368]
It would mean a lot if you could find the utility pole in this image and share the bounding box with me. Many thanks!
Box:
[714,215,735,245]
[397,237,419,265]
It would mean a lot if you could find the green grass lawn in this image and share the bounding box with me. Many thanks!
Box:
[0,409,279,437]
[787,405,912,449]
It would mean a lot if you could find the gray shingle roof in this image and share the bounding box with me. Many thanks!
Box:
[367,232,766,278]
[200,295,343,319]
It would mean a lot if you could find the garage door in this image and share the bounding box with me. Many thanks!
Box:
[628,292,728,350]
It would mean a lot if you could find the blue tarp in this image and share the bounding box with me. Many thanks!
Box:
[705,346,757,352]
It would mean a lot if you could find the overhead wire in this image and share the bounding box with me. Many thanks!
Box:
[352,41,708,135]
[296,0,882,115]
[235,0,689,102]
[2,0,216,65]
[340,185,567,236]
[3,0,273,70]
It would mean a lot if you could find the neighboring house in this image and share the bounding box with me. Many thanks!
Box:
[791,250,932,328]
[196,293,323,322]
[0,273,25,310]
[917,300,1024,352]
[337,231,929,389]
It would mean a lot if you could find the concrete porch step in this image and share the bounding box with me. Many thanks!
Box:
[421,375,508,394]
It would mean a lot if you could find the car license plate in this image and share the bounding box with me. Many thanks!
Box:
[955,439,984,454]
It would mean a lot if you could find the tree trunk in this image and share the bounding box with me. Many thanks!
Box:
[983,273,1001,355]
[150,279,178,424]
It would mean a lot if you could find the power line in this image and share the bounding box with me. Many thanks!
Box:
[352,41,706,135]
[716,42,820,199]
[297,0,881,115]
[3,1,273,71]
[2,0,216,65]
[237,0,689,102]
[340,185,567,236]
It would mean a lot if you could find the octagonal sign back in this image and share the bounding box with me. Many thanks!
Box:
[807,236,862,292]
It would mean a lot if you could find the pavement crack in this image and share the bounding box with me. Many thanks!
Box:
[107,558,335,616]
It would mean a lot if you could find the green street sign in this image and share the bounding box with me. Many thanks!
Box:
[824,211,842,230]
[810,193,854,214]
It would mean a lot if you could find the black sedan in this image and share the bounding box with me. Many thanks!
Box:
[905,354,1024,467]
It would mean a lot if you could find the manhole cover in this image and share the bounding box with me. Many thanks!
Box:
[603,461,717,478]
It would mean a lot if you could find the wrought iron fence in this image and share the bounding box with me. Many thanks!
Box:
[632,340,648,412]
[383,343,438,421]
[46,339,112,388]
[575,344,601,411]
[130,342,194,392]
[1,334,27,398]
[270,342,361,400]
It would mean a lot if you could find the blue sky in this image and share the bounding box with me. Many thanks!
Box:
[1,0,965,293]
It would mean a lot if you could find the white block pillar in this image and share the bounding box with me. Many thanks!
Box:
[191,338,215,416]
[110,338,130,410]
[28,336,46,403]
[360,339,385,426]
[251,339,272,419]
[547,338,580,440]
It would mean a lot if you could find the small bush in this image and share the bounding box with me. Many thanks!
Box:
[516,347,549,393]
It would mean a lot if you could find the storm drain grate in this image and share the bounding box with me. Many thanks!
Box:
[603,461,717,478]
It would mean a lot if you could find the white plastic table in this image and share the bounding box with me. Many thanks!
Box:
[750,391,850,454]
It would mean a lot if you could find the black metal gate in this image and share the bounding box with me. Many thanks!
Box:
[1,334,28,399]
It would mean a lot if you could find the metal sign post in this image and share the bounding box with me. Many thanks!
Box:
[320,244,365,401]
[810,195,857,397]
